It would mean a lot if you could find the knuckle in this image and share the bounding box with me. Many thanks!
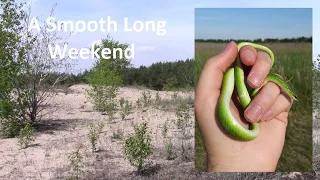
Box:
[267,82,281,95]
[255,83,279,106]
[280,91,294,105]
[257,51,272,67]
[204,58,213,68]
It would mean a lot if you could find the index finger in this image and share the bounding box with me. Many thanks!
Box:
[239,45,258,66]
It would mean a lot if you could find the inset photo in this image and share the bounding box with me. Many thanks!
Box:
[194,8,312,172]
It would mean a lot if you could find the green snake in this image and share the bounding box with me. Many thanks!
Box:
[217,42,298,141]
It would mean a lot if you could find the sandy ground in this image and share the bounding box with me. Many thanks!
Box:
[2,85,318,179]
[0,84,196,179]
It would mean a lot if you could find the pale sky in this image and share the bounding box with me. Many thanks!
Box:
[22,0,319,73]
[195,8,312,39]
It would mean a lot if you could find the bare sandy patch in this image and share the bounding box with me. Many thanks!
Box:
[0,84,195,179]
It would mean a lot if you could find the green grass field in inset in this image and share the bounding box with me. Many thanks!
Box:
[194,42,312,172]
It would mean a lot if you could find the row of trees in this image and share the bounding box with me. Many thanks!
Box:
[43,70,90,86]
[45,59,194,91]
[195,36,312,43]
[123,59,194,90]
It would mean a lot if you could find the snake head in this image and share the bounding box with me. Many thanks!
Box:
[292,94,299,101]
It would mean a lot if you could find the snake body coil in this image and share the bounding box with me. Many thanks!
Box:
[217,42,298,141]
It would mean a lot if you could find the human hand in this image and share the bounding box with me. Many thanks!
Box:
[195,41,293,172]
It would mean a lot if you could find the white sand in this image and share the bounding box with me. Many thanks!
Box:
[0,84,195,179]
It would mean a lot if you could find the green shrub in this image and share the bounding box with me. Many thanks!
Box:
[175,101,192,160]
[155,91,161,106]
[88,123,104,152]
[165,138,176,160]
[136,98,142,109]
[124,122,152,172]
[162,120,168,138]
[119,97,125,108]
[0,116,21,138]
[105,101,116,122]
[17,122,35,149]
[86,36,130,117]
[68,148,84,180]
[142,91,152,107]
[163,76,179,91]
[120,99,133,120]
[87,85,118,113]
[175,101,191,129]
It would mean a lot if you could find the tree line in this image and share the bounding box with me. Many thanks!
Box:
[47,59,194,91]
[122,59,194,91]
[43,70,90,86]
[195,36,312,43]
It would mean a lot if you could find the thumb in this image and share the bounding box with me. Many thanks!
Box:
[209,41,238,73]
[196,41,238,93]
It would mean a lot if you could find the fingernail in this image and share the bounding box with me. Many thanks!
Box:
[241,50,255,62]
[245,103,262,122]
[248,72,263,87]
[262,109,273,121]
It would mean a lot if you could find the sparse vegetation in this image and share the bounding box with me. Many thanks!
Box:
[119,97,125,109]
[171,92,179,101]
[136,98,143,109]
[155,91,161,106]
[175,101,192,160]
[87,85,118,113]
[124,122,152,172]
[162,120,168,138]
[120,98,133,120]
[175,101,191,129]
[112,129,124,140]
[17,122,35,149]
[105,101,117,122]
[86,36,130,122]
[88,123,104,152]
[68,148,84,180]
[0,117,21,139]
[142,91,152,107]
[165,138,176,160]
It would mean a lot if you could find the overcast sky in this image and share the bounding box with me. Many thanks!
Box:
[23,0,319,73]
